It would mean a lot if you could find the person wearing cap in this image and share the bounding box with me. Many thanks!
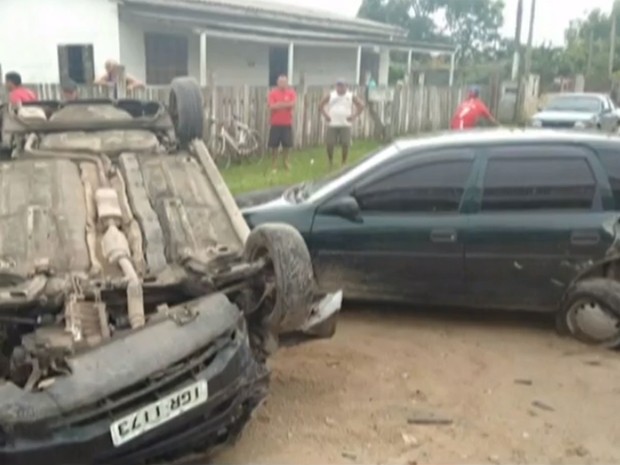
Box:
[61,79,79,101]
[450,87,498,130]
[319,79,365,167]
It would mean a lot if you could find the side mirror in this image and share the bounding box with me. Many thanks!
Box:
[318,195,363,223]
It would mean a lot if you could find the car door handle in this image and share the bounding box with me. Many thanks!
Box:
[430,229,457,243]
[571,230,600,246]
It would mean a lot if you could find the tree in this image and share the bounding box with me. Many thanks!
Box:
[357,0,505,62]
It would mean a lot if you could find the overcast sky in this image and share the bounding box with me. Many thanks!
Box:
[265,0,613,45]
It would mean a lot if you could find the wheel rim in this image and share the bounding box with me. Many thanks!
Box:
[566,298,620,347]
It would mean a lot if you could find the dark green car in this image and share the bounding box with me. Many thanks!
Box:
[243,129,620,348]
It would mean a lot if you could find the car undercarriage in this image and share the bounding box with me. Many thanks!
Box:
[0,77,341,464]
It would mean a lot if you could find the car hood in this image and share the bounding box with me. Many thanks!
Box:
[532,110,597,122]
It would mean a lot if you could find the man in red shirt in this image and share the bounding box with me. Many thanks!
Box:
[450,87,498,130]
[5,72,37,105]
[268,75,296,171]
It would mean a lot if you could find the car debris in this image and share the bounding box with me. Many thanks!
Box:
[0,77,341,464]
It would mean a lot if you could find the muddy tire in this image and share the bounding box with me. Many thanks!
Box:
[244,224,315,334]
[169,77,204,147]
[559,278,620,349]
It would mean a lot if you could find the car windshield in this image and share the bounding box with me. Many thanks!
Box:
[285,144,399,203]
[545,96,602,113]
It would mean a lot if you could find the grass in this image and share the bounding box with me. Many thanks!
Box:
[221,139,382,195]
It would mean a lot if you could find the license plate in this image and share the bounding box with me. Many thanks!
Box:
[110,380,208,447]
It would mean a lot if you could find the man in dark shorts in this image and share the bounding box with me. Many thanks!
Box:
[320,79,364,168]
[267,75,296,171]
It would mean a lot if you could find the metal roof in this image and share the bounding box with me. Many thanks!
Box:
[122,0,402,35]
[120,0,454,52]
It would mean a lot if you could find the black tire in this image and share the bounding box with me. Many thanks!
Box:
[244,224,315,334]
[169,77,204,147]
[559,278,620,349]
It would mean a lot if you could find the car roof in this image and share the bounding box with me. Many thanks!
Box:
[392,128,620,153]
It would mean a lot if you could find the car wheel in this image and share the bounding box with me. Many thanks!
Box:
[244,224,315,335]
[559,278,620,349]
[169,77,204,147]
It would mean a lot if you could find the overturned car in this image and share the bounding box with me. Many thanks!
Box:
[0,78,341,464]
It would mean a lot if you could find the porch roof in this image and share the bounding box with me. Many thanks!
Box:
[119,0,455,54]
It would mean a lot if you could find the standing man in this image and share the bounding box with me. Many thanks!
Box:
[450,87,498,130]
[267,74,296,171]
[320,79,365,168]
[4,72,37,104]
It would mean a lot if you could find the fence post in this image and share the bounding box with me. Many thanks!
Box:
[116,66,127,99]
[297,74,306,149]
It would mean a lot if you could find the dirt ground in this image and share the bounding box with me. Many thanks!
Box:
[205,304,620,465]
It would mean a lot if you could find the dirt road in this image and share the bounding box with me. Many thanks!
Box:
[214,306,620,465]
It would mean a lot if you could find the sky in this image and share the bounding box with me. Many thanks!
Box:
[264,0,614,46]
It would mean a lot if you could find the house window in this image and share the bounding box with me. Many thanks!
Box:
[58,44,94,84]
[145,33,189,85]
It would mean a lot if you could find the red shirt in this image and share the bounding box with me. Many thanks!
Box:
[9,87,38,105]
[268,87,296,126]
[450,98,492,130]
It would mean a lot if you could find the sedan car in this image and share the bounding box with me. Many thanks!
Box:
[529,92,618,131]
[244,129,620,348]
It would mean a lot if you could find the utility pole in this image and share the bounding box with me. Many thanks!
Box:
[610,1,618,77]
[511,0,524,81]
[523,0,537,79]
[586,29,594,76]
[520,0,537,121]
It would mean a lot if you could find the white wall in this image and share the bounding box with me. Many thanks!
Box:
[206,37,269,86]
[294,46,358,86]
[0,0,120,83]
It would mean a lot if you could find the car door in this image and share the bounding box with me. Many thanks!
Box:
[464,144,615,311]
[309,148,476,305]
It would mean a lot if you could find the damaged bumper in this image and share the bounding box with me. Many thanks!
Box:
[0,294,268,465]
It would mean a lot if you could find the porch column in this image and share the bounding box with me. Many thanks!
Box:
[287,42,295,84]
[448,50,456,87]
[378,47,390,85]
[199,31,208,87]
[356,45,362,85]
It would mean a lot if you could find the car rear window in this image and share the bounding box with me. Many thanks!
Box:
[482,155,596,212]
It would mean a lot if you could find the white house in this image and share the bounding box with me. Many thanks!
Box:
[0,0,455,87]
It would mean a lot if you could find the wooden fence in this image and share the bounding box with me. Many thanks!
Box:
[3,82,473,149]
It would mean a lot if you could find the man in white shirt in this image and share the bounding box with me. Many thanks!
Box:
[319,79,365,167]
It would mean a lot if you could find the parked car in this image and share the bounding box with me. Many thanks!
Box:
[0,78,341,465]
[243,129,620,349]
[529,92,618,131]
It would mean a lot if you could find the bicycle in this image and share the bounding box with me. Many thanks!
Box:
[206,115,262,169]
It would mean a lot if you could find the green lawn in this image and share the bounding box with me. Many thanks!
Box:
[222,140,382,195]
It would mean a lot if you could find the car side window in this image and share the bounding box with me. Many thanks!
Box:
[597,149,620,208]
[355,159,474,213]
[481,152,596,212]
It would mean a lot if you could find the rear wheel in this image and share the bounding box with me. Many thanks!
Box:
[559,278,620,349]
[244,224,315,336]
[169,77,204,147]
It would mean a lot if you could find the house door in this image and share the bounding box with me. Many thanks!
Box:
[269,46,288,86]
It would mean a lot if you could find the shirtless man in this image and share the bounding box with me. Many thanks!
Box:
[94,59,144,91]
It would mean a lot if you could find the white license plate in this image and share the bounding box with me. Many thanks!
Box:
[110,380,208,447]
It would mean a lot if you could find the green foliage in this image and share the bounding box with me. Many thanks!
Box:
[357,0,505,62]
